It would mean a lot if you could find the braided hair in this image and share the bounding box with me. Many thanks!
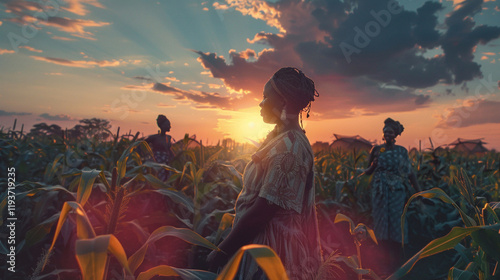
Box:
[271,67,319,117]
[261,68,319,145]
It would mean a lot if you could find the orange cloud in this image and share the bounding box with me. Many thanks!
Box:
[0,49,15,55]
[230,48,257,60]
[4,0,41,15]
[42,17,110,39]
[208,84,223,89]
[51,36,77,41]
[4,0,109,40]
[214,0,284,32]
[62,0,105,16]
[436,99,500,128]
[165,77,180,82]
[20,46,43,53]
[31,56,122,68]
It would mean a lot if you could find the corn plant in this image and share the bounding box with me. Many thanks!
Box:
[334,213,381,280]
[393,167,500,279]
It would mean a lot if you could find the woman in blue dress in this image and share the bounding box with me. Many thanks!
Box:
[364,118,421,276]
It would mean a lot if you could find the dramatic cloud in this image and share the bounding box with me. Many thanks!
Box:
[152,82,238,109]
[42,17,110,39]
[122,81,254,110]
[3,0,109,39]
[0,49,15,55]
[214,0,283,32]
[30,56,123,68]
[436,99,500,128]
[39,113,76,121]
[0,110,32,116]
[198,0,500,119]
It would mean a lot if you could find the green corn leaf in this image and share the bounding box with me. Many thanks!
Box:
[128,226,219,274]
[43,153,64,183]
[137,265,217,280]
[448,267,475,280]
[331,255,381,279]
[215,213,235,245]
[334,213,355,235]
[42,201,95,271]
[217,244,289,280]
[401,188,476,244]
[116,141,153,186]
[98,172,111,192]
[77,168,102,207]
[357,223,378,245]
[75,234,132,280]
[153,188,194,213]
[0,184,75,227]
[25,213,60,248]
[470,227,500,262]
[388,224,500,280]
[482,202,500,224]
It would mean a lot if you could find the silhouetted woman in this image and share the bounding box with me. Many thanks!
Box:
[207,67,322,279]
[364,118,421,276]
[145,115,174,181]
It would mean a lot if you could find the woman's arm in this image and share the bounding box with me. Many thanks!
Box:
[363,146,378,176]
[208,197,280,271]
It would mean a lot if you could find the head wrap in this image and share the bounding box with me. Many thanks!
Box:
[157,115,170,127]
[383,118,404,136]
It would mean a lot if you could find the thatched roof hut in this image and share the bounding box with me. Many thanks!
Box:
[330,134,373,153]
[448,138,488,154]
[312,141,330,154]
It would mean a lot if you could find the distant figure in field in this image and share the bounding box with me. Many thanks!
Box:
[145,114,174,181]
[363,118,421,276]
[207,67,322,279]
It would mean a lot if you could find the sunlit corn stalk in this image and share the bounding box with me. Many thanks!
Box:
[103,167,127,280]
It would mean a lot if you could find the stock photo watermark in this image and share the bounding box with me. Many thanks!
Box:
[5,167,17,273]
[340,0,403,63]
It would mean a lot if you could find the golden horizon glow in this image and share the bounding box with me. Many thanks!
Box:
[216,106,275,144]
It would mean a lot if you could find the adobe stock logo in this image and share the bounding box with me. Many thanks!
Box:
[340,0,403,63]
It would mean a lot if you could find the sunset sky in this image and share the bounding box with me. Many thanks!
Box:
[1,0,499,150]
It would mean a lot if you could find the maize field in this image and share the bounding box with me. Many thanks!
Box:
[0,122,499,280]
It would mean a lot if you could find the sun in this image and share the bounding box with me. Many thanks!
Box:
[216,107,275,144]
